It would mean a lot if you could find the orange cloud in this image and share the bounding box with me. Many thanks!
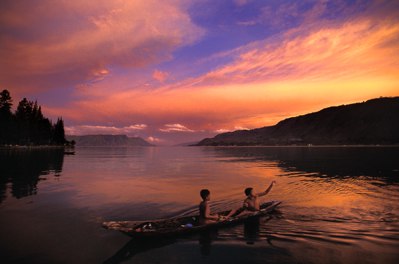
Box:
[184,19,399,88]
[48,17,398,134]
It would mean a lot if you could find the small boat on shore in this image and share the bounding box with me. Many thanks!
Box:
[102,200,281,237]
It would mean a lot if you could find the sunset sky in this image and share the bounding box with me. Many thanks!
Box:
[1,0,398,145]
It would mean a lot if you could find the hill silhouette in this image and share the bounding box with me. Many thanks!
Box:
[197,97,399,146]
[66,135,153,146]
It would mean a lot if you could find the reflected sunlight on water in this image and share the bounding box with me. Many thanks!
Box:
[0,146,398,263]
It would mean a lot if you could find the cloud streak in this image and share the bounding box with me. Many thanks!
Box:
[65,124,147,136]
[186,19,399,88]
[159,124,195,133]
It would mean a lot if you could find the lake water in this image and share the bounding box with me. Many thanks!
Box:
[0,146,399,264]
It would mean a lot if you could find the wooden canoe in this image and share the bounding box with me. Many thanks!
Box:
[102,200,281,237]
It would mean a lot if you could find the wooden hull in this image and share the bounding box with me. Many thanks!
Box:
[102,200,281,237]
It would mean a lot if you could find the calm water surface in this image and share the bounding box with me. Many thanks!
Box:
[0,146,398,263]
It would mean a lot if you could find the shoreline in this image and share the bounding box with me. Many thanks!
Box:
[192,144,399,148]
[3,144,399,149]
[0,145,69,150]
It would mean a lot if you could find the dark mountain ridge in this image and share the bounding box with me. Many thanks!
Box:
[197,97,399,146]
[66,135,153,146]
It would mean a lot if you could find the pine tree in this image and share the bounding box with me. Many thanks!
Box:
[1,90,67,146]
[0,90,14,144]
[15,98,33,144]
[0,90,12,114]
[52,118,66,145]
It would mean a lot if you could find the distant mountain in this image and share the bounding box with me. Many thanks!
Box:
[174,141,201,146]
[66,135,153,146]
[196,97,399,146]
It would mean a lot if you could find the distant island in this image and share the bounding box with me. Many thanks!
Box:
[196,97,399,146]
[66,135,153,146]
[0,89,68,146]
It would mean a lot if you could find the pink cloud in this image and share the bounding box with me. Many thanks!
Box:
[159,124,195,133]
[214,128,230,133]
[0,0,204,95]
[152,70,169,83]
[146,136,163,143]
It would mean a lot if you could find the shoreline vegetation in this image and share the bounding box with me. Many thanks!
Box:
[0,89,73,147]
[2,144,398,149]
[0,145,67,149]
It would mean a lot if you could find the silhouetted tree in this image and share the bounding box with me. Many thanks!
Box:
[38,117,53,145]
[29,101,51,144]
[0,90,14,144]
[0,90,68,146]
[52,118,66,145]
[15,98,33,144]
[0,90,12,114]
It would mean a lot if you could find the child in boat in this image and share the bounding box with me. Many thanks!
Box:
[199,189,221,224]
[226,181,276,218]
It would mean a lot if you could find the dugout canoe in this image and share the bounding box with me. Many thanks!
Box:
[102,200,281,237]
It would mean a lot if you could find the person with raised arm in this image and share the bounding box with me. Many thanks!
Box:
[226,181,276,218]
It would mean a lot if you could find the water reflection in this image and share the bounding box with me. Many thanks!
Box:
[198,228,218,256]
[244,217,260,245]
[104,213,284,263]
[206,146,399,180]
[101,228,240,263]
[103,237,178,264]
[1,146,398,263]
[0,148,64,203]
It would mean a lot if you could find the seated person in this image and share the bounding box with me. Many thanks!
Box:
[226,181,276,218]
[199,189,221,224]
